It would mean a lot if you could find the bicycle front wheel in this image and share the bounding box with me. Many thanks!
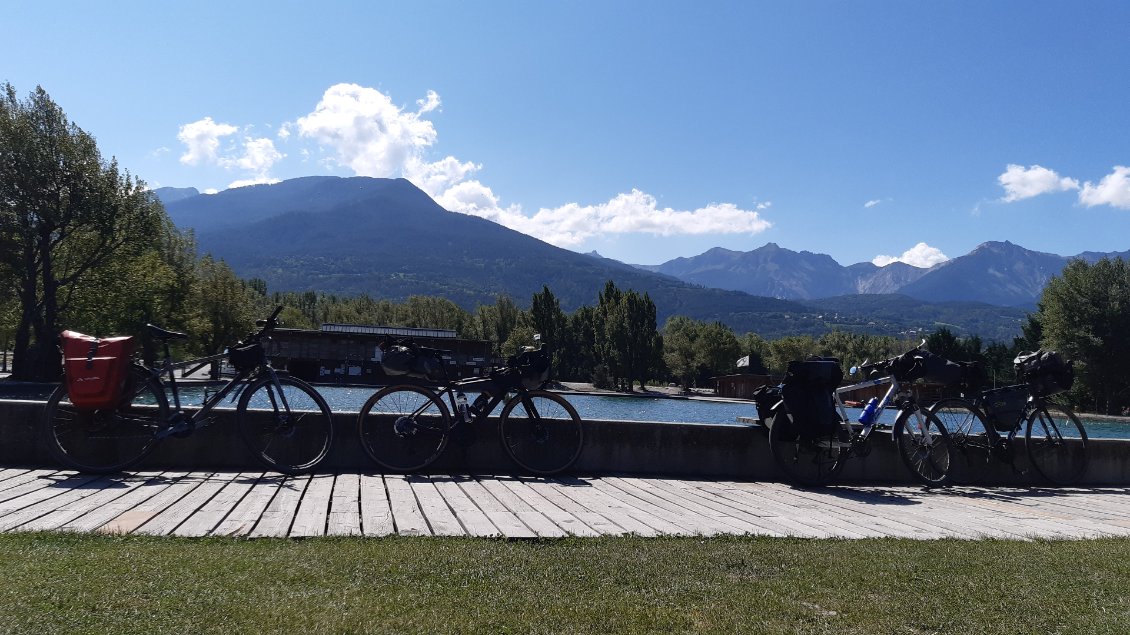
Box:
[237,374,334,475]
[358,385,451,472]
[40,365,168,473]
[929,397,992,485]
[767,410,847,487]
[499,390,583,475]
[894,407,953,487]
[1025,401,1088,486]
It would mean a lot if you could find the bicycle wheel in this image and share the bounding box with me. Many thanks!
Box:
[929,397,992,485]
[767,410,847,487]
[893,407,953,487]
[358,385,451,472]
[237,374,334,475]
[1025,400,1088,486]
[40,365,167,473]
[499,390,584,475]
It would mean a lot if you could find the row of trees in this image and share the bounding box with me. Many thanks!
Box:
[3,84,1128,413]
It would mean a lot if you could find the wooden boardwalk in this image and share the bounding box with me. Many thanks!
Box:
[1,468,1129,540]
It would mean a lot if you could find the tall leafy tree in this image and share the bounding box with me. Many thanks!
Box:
[1038,257,1130,414]
[0,84,165,379]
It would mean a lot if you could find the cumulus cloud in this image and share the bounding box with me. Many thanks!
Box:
[177,117,238,165]
[439,188,772,247]
[872,242,949,268]
[178,82,775,247]
[294,83,438,177]
[1079,166,1130,210]
[864,199,882,208]
[998,164,1080,202]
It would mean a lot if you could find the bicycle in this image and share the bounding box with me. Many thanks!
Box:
[41,306,335,475]
[357,340,583,475]
[930,350,1088,486]
[766,344,957,487]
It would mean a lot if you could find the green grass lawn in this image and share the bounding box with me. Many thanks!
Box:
[1,533,1127,634]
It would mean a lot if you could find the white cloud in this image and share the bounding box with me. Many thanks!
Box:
[864,199,881,208]
[872,242,949,268]
[178,82,776,248]
[294,83,438,177]
[1079,166,1130,210]
[440,188,772,247]
[998,164,1080,202]
[177,117,238,165]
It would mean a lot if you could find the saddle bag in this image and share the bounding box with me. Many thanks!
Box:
[60,330,135,409]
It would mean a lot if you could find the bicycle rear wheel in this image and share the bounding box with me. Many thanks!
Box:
[1025,401,1088,486]
[40,365,167,473]
[499,390,583,475]
[929,397,992,485]
[237,374,334,474]
[358,385,451,472]
[893,407,953,487]
[767,410,847,487]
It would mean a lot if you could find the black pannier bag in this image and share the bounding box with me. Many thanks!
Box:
[1014,350,1074,397]
[981,385,1029,432]
[752,384,782,425]
[779,357,843,439]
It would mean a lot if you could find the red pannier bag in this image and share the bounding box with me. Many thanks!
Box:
[60,330,136,409]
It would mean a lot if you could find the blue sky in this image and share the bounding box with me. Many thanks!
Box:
[4,1,1129,267]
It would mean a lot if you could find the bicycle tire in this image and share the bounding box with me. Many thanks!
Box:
[767,409,847,487]
[499,390,583,475]
[893,407,953,487]
[929,397,992,486]
[1025,400,1089,486]
[40,365,167,473]
[357,385,451,472]
[237,374,334,475]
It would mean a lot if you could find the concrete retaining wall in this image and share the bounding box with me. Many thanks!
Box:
[2,398,1128,485]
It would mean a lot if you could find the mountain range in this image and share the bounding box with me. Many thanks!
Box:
[155,176,1126,342]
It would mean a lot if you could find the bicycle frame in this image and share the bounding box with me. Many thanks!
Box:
[145,344,283,439]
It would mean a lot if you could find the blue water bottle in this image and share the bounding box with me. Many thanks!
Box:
[858,397,879,428]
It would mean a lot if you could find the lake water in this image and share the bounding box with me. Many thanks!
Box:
[5,382,1128,438]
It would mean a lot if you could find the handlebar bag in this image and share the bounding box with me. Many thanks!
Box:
[60,330,135,409]
[515,347,552,389]
[1014,350,1074,397]
[227,341,265,373]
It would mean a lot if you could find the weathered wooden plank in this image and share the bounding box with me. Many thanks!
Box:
[290,473,336,537]
[99,472,215,535]
[211,474,285,537]
[359,474,394,537]
[0,473,133,532]
[644,477,827,537]
[477,477,567,538]
[326,473,362,537]
[17,474,157,532]
[408,476,465,536]
[700,481,876,539]
[0,469,34,491]
[0,472,102,524]
[494,477,593,537]
[518,477,624,535]
[602,476,780,537]
[548,476,668,536]
[134,473,230,536]
[383,474,430,536]
[174,472,263,537]
[0,470,72,506]
[249,475,311,538]
[588,477,716,536]
[451,477,534,538]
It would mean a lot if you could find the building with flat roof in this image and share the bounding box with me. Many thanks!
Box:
[265,323,494,385]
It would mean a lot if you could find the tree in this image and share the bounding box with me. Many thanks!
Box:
[1037,257,1130,414]
[738,332,771,375]
[768,335,818,375]
[663,316,701,389]
[529,285,567,369]
[1,84,165,380]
